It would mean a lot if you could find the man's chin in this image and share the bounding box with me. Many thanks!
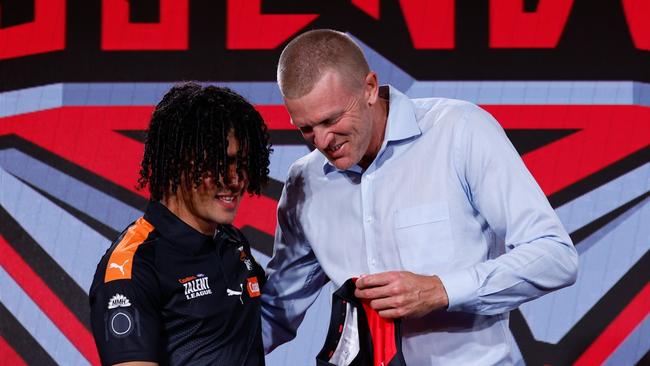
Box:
[328,156,357,171]
[212,210,238,226]
[216,217,236,226]
[332,162,352,171]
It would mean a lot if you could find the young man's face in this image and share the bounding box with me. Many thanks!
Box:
[176,131,248,234]
[284,70,380,170]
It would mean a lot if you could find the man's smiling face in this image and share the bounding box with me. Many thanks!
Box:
[285,70,380,170]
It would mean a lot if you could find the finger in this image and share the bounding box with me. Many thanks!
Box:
[378,308,407,319]
[368,297,396,311]
[355,271,397,289]
[354,285,393,300]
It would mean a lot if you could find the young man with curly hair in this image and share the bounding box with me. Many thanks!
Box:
[90,82,271,366]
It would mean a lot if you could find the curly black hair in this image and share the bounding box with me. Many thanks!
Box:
[137,82,272,201]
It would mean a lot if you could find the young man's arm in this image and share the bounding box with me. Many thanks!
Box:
[90,235,162,365]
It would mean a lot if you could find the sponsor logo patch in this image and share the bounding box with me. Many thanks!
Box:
[108,293,131,309]
[182,274,212,300]
[238,246,253,270]
[247,277,261,298]
[178,275,196,284]
[109,310,134,338]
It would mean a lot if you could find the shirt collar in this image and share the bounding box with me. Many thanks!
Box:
[322,85,421,175]
[143,201,214,255]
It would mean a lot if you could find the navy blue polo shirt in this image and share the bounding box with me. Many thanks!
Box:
[90,201,265,365]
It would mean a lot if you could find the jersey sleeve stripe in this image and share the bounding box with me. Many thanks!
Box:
[104,217,155,283]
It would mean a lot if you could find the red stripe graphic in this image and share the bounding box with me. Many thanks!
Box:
[0,107,150,197]
[257,105,294,129]
[0,236,100,366]
[485,105,650,196]
[1,105,648,235]
[233,194,280,236]
[574,282,650,366]
[0,106,292,236]
[352,0,380,20]
[101,0,189,50]
[0,336,27,366]
[226,0,317,49]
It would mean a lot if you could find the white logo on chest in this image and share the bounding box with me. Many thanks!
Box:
[183,276,213,300]
[227,284,244,304]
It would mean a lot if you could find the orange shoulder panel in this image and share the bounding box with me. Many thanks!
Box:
[104,217,155,283]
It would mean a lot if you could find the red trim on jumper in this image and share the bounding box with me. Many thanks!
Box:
[352,277,399,366]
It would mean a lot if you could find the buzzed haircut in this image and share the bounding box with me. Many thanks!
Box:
[277,29,370,99]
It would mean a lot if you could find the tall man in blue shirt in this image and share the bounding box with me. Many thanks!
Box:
[261,29,579,365]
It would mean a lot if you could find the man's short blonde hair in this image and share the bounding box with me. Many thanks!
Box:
[277,29,370,99]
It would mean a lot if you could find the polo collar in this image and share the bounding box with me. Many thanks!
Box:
[144,201,214,255]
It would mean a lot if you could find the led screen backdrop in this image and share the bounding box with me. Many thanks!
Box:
[0,1,648,365]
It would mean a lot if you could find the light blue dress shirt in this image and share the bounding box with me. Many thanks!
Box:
[262,86,578,365]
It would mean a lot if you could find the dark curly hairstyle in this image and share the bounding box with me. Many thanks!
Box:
[137,82,272,201]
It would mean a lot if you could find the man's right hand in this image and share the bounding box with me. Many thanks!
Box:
[354,271,449,319]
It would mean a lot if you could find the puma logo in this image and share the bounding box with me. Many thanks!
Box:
[226,284,243,297]
[109,260,129,275]
[227,284,244,303]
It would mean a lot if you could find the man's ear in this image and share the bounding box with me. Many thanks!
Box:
[364,71,379,106]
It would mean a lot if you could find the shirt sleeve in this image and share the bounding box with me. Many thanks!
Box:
[260,165,329,354]
[89,256,161,365]
[437,104,579,315]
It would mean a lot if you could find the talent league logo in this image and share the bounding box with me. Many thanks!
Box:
[181,273,212,300]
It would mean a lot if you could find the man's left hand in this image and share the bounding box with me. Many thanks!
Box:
[354,271,449,319]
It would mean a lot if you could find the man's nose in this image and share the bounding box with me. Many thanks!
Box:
[313,126,332,150]
[224,163,241,187]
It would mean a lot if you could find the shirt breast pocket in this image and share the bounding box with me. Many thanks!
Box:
[394,202,454,274]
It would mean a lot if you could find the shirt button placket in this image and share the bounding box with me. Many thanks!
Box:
[362,172,377,272]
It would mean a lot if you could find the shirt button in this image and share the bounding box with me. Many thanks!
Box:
[365,216,373,223]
